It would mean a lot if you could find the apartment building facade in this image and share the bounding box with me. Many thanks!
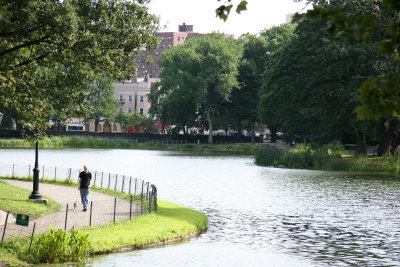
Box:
[86,78,159,133]
[136,23,204,79]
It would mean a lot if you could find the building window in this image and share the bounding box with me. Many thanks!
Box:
[140,108,144,114]
[161,44,165,48]
[142,65,145,68]
[168,36,172,41]
[120,107,123,113]
[161,36,165,41]
[129,95,132,102]
[128,107,132,113]
[98,124,102,132]
[113,124,118,132]
[155,51,159,55]
[178,37,180,41]
[140,95,144,102]
[168,44,171,48]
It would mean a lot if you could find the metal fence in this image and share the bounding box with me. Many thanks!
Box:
[0,163,157,243]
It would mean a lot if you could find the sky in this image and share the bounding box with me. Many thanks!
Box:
[147,0,312,37]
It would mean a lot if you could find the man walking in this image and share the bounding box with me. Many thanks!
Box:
[78,165,92,212]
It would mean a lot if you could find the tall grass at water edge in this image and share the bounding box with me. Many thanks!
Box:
[255,141,400,175]
[0,136,131,148]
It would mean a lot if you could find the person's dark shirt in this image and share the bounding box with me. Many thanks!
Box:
[79,171,92,189]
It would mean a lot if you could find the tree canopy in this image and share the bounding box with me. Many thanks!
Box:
[155,33,242,143]
[0,0,159,139]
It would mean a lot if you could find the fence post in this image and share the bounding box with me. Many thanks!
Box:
[113,198,116,224]
[64,204,69,231]
[130,194,132,219]
[122,176,125,193]
[28,164,30,178]
[108,173,111,189]
[101,172,103,188]
[28,222,36,254]
[42,165,44,179]
[129,177,132,194]
[1,211,9,242]
[54,167,57,182]
[12,164,14,178]
[94,171,97,187]
[134,178,137,196]
[149,189,152,212]
[153,186,157,212]
[140,180,144,214]
[115,175,118,191]
[68,168,72,182]
[89,201,93,226]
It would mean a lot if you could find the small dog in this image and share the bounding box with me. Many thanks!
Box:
[73,201,78,209]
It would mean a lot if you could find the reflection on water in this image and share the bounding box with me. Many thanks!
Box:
[1,149,400,266]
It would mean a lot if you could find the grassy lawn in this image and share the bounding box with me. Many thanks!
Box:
[83,200,208,253]
[0,180,60,219]
[0,178,208,265]
[0,247,28,267]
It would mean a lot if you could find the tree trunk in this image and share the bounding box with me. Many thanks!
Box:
[206,110,213,144]
[250,120,255,144]
[378,118,398,156]
[355,128,367,155]
[161,120,166,134]
[94,118,99,133]
[391,127,398,154]
[270,128,277,143]
[237,119,242,143]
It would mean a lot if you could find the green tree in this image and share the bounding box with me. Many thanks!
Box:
[85,76,118,132]
[0,0,159,140]
[260,1,393,153]
[221,34,270,143]
[158,33,242,143]
[148,86,170,134]
[297,0,400,155]
[257,24,297,143]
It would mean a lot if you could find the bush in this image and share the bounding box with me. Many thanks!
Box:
[255,148,283,166]
[31,226,89,263]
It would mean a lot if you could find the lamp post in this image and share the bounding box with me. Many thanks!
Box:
[29,141,42,200]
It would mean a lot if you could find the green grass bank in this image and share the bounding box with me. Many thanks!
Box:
[0,180,60,219]
[255,141,400,176]
[0,136,264,155]
[0,179,208,266]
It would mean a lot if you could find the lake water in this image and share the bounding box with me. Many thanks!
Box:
[1,148,400,266]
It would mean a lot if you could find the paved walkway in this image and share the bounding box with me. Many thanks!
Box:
[1,180,140,239]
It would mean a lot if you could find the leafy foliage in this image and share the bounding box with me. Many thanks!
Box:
[298,0,400,120]
[0,0,159,140]
[33,227,90,263]
[156,33,242,143]
[259,2,394,146]
[85,75,119,132]
[215,0,248,21]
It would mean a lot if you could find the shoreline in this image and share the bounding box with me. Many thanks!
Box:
[0,179,208,266]
[102,230,204,255]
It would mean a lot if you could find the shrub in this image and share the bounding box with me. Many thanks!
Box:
[30,226,90,263]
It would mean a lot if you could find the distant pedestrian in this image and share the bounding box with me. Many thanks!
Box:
[78,165,92,212]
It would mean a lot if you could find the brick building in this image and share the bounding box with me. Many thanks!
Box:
[135,23,233,79]
[135,23,202,79]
